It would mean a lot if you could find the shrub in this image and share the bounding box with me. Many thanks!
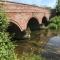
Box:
[0,32,17,60]
[0,9,17,60]
[48,16,60,31]
[0,9,9,32]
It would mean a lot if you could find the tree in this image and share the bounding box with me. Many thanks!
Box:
[0,9,17,60]
[56,0,60,15]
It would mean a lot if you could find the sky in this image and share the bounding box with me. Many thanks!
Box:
[7,0,57,8]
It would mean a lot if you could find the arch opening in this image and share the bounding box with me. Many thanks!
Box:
[7,22,23,40]
[42,17,48,26]
[27,17,40,31]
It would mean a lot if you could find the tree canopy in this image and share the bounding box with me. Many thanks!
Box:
[56,0,60,15]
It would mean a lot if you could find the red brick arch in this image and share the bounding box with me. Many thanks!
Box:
[27,17,40,31]
[10,20,22,31]
[27,17,39,25]
[42,16,48,26]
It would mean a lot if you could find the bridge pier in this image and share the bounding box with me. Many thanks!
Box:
[23,27,31,39]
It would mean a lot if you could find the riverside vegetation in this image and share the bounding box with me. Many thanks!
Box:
[0,9,17,60]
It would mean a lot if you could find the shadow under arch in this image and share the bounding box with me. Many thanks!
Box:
[42,16,48,26]
[27,17,40,31]
[7,22,23,40]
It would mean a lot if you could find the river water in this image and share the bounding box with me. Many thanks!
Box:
[13,29,60,60]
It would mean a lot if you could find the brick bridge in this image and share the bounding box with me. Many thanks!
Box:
[0,1,51,39]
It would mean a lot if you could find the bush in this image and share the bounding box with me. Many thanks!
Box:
[0,32,16,60]
[0,9,9,32]
[48,16,60,31]
[0,9,17,60]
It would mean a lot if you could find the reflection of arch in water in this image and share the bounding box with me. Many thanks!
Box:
[7,21,23,40]
[42,16,48,26]
[27,17,40,31]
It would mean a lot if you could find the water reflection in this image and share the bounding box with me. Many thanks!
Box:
[42,36,60,60]
[44,36,60,53]
[47,36,60,48]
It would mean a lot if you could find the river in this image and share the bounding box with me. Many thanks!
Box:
[13,29,60,60]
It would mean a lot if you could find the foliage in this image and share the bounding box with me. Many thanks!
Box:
[48,16,60,31]
[0,9,9,32]
[19,52,46,60]
[56,0,60,15]
[0,9,17,60]
[0,32,17,60]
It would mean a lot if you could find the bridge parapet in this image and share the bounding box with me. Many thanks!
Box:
[0,1,51,14]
